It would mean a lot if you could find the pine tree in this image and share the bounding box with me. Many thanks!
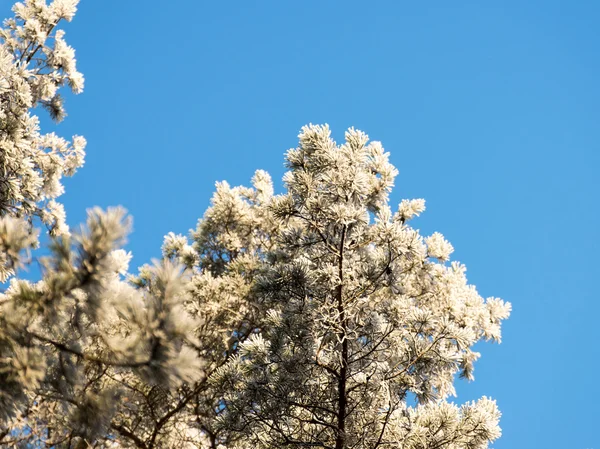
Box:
[0,0,85,242]
[211,125,511,449]
[0,3,204,446]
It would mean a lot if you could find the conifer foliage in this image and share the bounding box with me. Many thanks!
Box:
[0,2,510,448]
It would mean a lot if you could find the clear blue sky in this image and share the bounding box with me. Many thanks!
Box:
[6,1,600,447]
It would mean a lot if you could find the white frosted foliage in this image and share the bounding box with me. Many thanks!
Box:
[0,1,510,446]
[0,0,85,237]
[212,124,511,449]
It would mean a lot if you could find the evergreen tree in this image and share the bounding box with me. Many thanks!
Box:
[212,125,511,449]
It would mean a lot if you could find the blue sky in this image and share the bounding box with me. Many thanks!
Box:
[5,1,600,447]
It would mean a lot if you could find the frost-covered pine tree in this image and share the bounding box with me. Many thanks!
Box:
[0,3,204,447]
[0,0,85,241]
[211,125,511,449]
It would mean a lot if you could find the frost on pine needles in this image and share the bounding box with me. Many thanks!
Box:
[0,0,85,235]
[0,2,510,447]
[212,124,511,449]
